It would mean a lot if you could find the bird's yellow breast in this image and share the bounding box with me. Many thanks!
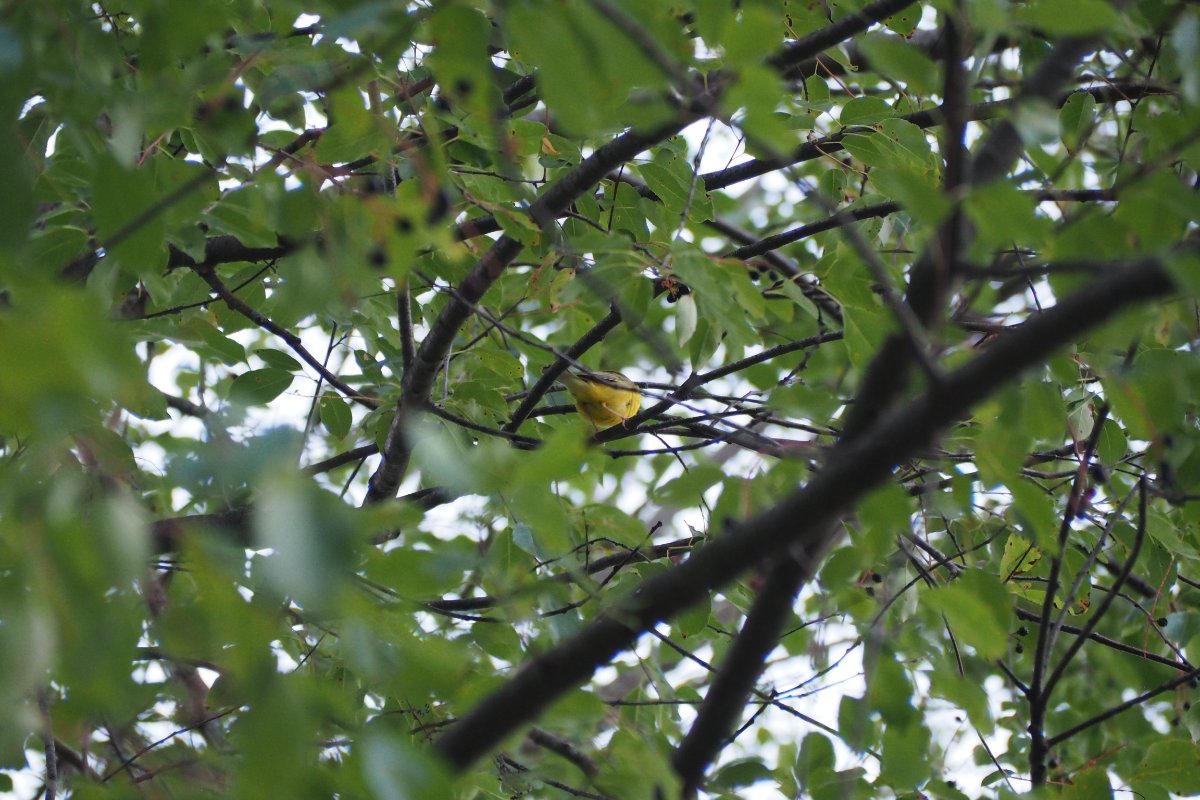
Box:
[560,370,640,429]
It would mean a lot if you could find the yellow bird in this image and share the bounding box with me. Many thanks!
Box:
[559,370,641,430]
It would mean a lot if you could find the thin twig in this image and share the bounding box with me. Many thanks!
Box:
[39,690,57,800]
[194,265,376,409]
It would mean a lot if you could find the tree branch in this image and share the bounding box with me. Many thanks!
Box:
[432,256,1176,771]
[1046,665,1200,749]
[671,550,818,793]
[505,306,623,433]
[840,34,1107,441]
[700,83,1169,192]
[362,0,957,503]
[194,265,377,409]
[363,117,693,503]
[766,0,920,73]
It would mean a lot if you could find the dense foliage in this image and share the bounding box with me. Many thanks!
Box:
[2,0,1199,797]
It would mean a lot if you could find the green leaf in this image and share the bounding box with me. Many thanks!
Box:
[1095,419,1128,465]
[841,131,890,167]
[1020,380,1069,445]
[1063,767,1113,799]
[254,348,302,371]
[857,481,913,563]
[1146,508,1200,559]
[880,720,930,790]
[965,180,1051,253]
[1059,90,1097,153]
[0,122,34,250]
[928,670,993,735]
[674,591,711,639]
[229,368,295,405]
[1168,611,1200,650]
[1106,349,1200,442]
[725,64,797,151]
[92,156,166,272]
[510,428,586,489]
[361,730,454,799]
[710,758,773,791]
[882,5,920,36]
[6,4,1196,796]
[840,96,894,127]
[879,118,935,165]
[188,320,247,365]
[1135,740,1200,794]
[1172,9,1200,105]
[0,291,149,435]
[506,0,671,135]
[1000,534,1042,580]
[867,651,916,726]
[202,188,278,248]
[1009,480,1060,550]
[313,85,388,164]
[670,246,759,345]
[795,732,836,786]
[869,165,950,225]
[836,694,871,751]
[254,473,356,613]
[1047,212,1134,261]
[1112,171,1200,250]
[723,4,784,66]
[974,394,1030,488]
[428,5,500,122]
[639,160,711,222]
[842,119,934,171]
[365,542,472,599]
[926,570,1011,659]
[856,35,938,95]
[1017,0,1122,35]
[676,293,698,346]
[319,394,352,439]
[593,729,680,799]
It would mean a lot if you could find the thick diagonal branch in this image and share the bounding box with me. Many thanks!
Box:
[433,257,1175,771]
[671,549,821,795]
[841,33,1102,439]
